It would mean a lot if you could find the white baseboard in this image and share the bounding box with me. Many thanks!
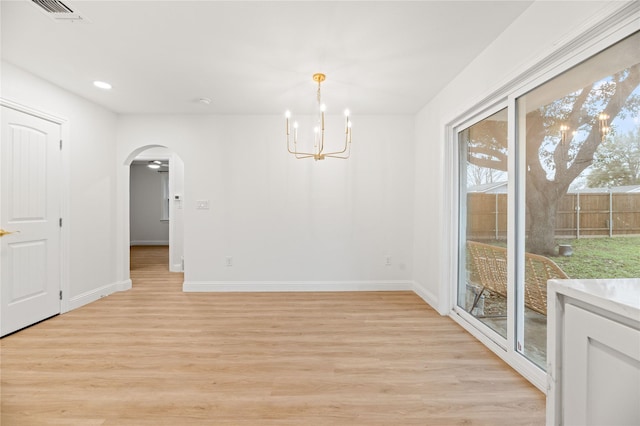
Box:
[170,263,183,272]
[412,281,444,314]
[117,279,132,291]
[183,280,414,293]
[130,240,169,246]
[67,279,131,311]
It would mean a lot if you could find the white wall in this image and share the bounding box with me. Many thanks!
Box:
[169,153,185,272]
[0,61,121,306]
[117,114,415,288]
[412,1,638,313]
[130,163,169,245]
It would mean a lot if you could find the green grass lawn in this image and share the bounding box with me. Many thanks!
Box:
[553,236,640,279]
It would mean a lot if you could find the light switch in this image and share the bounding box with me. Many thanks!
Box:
[196,200,210,210]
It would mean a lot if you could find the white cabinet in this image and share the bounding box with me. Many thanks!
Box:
[547,279,640,426]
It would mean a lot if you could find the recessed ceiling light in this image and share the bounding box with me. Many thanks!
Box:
[93,80,112,90]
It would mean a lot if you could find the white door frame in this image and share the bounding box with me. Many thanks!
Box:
[0,98,71,314]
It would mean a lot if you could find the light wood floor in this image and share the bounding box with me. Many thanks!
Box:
[1,246,545,425]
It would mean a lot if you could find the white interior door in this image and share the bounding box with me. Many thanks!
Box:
[1,106,61,337]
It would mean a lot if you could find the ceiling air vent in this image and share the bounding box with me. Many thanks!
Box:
[31,0,87,22]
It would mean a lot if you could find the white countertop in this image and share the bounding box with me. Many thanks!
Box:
[548,278,640,323]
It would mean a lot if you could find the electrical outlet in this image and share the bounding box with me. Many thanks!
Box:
[385,256,391,266]
[225,256,233,267]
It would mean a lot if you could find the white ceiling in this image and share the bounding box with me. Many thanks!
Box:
[1,1,532,115]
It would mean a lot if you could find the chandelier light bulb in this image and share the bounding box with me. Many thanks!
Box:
[320,104,326,112]
[344,109,350,117]
[560,124,569,144]
[285,110,291,118]
[293,122,299,129]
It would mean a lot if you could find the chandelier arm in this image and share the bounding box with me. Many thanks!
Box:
[323,145,351,158]
[319,128,325,156]
[288,131,314,156]
[286,142,303,155]
[286,140,305,155]
[287,136,317,157]
[324,155,349,159]
[323,149,350,159]
[286,135,295,154]
[323,146,349,156]
[290,147,317,157]
[320,130,352,156]
[324,137,351,159]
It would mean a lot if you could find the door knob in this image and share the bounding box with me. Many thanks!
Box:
[0,229,19,237]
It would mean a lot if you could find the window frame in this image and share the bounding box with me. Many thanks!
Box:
[453,102,511,352]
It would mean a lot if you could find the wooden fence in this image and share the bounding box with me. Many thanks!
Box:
[467,192,640,240]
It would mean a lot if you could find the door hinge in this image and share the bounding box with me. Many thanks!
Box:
[59,290,63,300]
[60,139,63,150]
[59,218,63,227]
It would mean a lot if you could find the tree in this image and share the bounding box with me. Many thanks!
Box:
[587,126,640,187]
[524,64,640,255]
[467,63,640,255]
[467,163,505,186]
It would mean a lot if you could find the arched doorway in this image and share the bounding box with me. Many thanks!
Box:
[124,145,185,279]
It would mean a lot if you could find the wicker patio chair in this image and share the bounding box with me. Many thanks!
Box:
[467,241,569,316]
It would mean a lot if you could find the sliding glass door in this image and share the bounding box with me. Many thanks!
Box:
[456,31,640,373]
[515,31,640,369]
[458,108,509,340]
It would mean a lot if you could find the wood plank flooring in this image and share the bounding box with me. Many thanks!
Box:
[1,246,545,425]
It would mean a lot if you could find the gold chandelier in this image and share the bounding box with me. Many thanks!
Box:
[559,112,610,145]
[285,73,352,160]
[598,113,610,139]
